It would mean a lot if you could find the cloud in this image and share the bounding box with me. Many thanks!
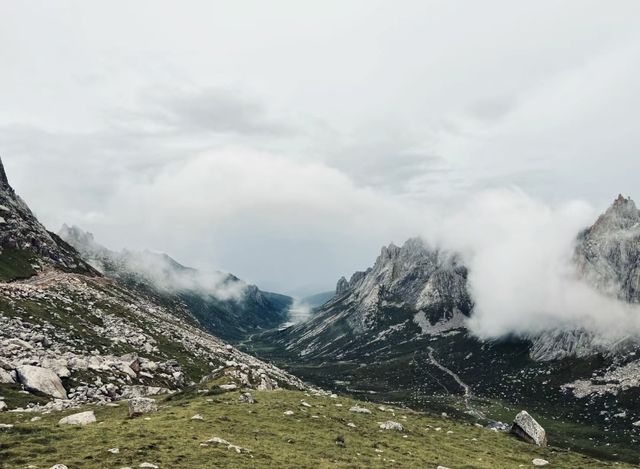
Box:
[429,189,640,340]
[130,87,293,136]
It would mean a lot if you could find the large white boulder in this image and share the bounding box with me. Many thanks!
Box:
[128,397,158,417]
[16,365,67,400]
[58,411,96,426]
[511,410,547,446]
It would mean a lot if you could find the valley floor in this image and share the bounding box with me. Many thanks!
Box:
[0,378,631,468]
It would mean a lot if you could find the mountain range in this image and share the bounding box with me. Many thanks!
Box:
[246,196,640,461]
[1,154,639,466]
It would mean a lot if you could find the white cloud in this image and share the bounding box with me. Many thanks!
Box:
[431,189,640,339]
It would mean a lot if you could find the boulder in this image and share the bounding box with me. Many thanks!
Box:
[128,397,158,417]
[511,410,547,446]
[0,368,15,384]
[239,392,255,404]
[532,459,549,466]
[349,406,371,414]
[58,411,96,426]
[49,465,69,469]
[16,365,67,400]
[0,401,7,412]
[379,421,404,431]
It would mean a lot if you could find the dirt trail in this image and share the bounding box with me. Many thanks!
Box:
[427,346,486,419]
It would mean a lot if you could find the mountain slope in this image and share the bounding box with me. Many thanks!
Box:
[1,375,627,469]
[0,157,307,415]
[267,238,472,359]
[58,224,292,341]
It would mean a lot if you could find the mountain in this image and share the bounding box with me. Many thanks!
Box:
[269,238,472,359]
[575,194,640,303]
[58,224,292,341]
[245,199,640,463]
[0,157,307,415]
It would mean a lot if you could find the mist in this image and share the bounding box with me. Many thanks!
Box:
[429,189,640,340]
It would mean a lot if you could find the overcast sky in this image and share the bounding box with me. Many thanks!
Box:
[1,1,640,296]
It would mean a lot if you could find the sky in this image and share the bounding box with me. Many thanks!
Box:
[1,0,640,297]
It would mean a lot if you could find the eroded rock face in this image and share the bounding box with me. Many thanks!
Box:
[58,411,96,426]
[128,397,158,417]
[16,365,67,400]
[511,410,547,446]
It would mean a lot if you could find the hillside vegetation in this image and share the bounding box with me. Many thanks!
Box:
[0,377,629,469]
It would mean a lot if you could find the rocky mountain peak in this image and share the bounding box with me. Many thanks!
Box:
[590,194,640,234]
[576,194,640,303]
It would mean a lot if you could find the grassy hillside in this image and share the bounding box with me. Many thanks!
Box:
[0,378,629,469]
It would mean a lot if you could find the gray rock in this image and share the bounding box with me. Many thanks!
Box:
[511,410,547,446]
[349,406,371,414]
[239,392,255,404]
[128,397,158,417]
[379,421,404,431]
[0,401,7,411]
[0,368,14,384]
[16,365,67,400]
[532,459,549,466]
[49,465,69,469]
[58,410,96,426]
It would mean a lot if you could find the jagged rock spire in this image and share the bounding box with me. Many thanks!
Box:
[0,156,11,190]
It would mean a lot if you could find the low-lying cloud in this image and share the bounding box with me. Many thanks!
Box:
[430,189,640,340]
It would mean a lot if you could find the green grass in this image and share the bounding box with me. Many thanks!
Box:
[0,380,630,469]
[0,247,36,281]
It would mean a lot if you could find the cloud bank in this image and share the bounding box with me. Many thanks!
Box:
[430,189,640,340]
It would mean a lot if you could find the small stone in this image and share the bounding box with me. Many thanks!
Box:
[349,406,371,414]
[532,459,549,466]
[284,410,294,416]
[139,464,159,468]
[191,414,204,421]
[301,400,312,408]
[379,421,404,431]
[0,401,7,412]
[239,392,255,404]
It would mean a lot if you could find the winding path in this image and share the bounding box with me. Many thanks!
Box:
[426,346,486,419]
